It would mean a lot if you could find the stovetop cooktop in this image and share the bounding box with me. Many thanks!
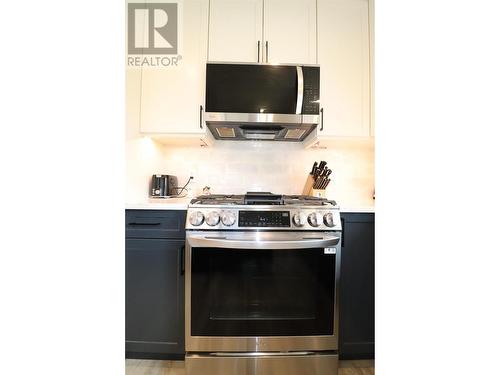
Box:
[190,192,337,207]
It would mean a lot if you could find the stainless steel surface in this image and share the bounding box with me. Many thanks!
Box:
[190,194,337,206]
[208,351,315,357]
[308,212,321,227]
[206,61,320,67]
[204,63,319,141]
[184,240,341,352]
[205,112,303,124]
[296,66,304,114]
[185,204,341,231]
[186,231,340,249]
[185,192,342,368]
[207,122,316,141]
[221,211,236,226]
[188,211,204,226]
[302,114,320,124]
[205,211,220,226]
[292,212,307,227]
[324,212,335,227]
[205,112,320,126]
[284,128,307,140]
[186,352,338,375]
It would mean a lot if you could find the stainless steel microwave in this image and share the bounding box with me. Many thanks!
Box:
[204,63,320,142]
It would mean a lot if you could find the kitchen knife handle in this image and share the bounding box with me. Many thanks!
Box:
[257,41,260,62]
[310,161,318,175]
[265,41,269,63]
[199,105,203,129]
[320,107,324,131]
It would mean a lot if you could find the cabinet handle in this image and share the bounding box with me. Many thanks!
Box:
[128,222,161,226]
[180,245,185,275]
[257,41,260,63]
[340,218,345,247]
[320,107,324,131]
[199,105,203,129]
[265,41,269,63]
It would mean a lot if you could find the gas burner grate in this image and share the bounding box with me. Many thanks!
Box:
[190,195,245,205]
[190,193,337,207]
[283,195,337,206]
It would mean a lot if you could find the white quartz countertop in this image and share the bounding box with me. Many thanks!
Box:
[125,199,375,213]
[126,197,192,210]
[340,206,375,213]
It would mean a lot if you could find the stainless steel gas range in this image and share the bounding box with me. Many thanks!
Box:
[184,192,342,375]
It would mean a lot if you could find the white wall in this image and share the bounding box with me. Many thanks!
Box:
[160,138,374,208]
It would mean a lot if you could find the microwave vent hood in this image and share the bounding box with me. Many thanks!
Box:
[204,63,320,142]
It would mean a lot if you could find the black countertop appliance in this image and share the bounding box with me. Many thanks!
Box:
[151,174,178,197]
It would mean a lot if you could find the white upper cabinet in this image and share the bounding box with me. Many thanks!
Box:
[263,0,317,64]
[208,0,263,62]
[140,0,209,136]
[208,0,316,64]
[315,0,371,138]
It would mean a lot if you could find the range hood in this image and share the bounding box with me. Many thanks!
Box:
[204,63,320,142]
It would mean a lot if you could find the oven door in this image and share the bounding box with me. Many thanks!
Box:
[185,231,341,352]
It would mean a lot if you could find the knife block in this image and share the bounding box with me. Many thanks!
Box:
[302,175,327,198]
[302,175,315,195]
[310,188,327,198]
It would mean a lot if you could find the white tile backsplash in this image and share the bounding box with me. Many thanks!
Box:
[157,138,374,208]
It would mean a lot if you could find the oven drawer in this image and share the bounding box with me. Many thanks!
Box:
[186,352,338,375]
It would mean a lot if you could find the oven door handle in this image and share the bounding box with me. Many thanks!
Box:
[208,351,316,357]
[187,235,340,249]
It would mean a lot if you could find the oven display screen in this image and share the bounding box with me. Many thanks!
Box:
[238,211,290,227]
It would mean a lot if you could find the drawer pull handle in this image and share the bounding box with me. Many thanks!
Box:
[128,222,162,226]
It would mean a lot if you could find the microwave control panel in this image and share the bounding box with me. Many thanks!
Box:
[302,67,320,114]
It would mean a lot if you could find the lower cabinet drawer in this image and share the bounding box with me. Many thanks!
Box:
[125,209,187,239]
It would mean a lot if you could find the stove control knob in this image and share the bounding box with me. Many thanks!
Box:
[323,212,336,227]
[189,211,204,226]
[221,212,236,226]
[206,211,221,226]
[293,212,307,227]
[308,212,321,227]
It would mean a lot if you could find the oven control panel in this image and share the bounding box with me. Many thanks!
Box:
[239,210,291,227]
[186,206,341,231]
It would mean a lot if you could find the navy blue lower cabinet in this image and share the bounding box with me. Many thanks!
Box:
[125,237,185,359]
[339,213,375,360]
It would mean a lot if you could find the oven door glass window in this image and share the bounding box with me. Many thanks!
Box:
[191,247,335,336]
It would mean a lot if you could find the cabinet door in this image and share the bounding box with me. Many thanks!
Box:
[263,0,316,64]
[317,0,370,137]
[126,239,185,357]
[339,213,374,359]
[140,0,208,134]
[208,0,263,62]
